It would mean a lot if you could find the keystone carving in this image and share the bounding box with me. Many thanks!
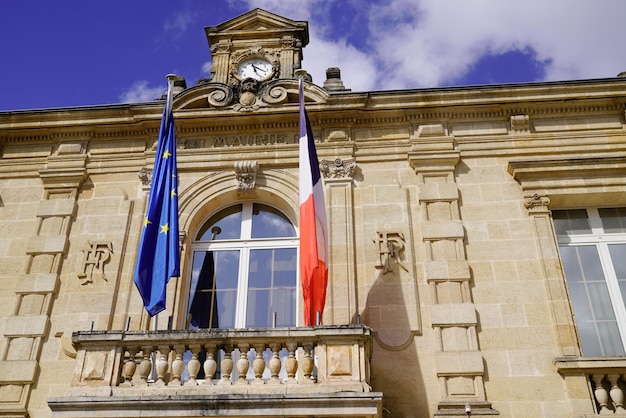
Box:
[234,161,259,193]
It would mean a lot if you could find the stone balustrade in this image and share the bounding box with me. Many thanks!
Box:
[556,357,626,415]
[64,325,373,397]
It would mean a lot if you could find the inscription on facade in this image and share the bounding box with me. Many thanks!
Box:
[181,131,323,150]
[183,133,298,149]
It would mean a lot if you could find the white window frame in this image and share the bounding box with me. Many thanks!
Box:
[556,207,626,354]
[189,201,299,329]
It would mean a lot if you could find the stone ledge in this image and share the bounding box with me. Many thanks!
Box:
[555,356,626,375]
[48,392,384,418]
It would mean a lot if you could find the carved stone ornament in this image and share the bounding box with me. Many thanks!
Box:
[138,167,152,186]
[320,158,356,179]
[511,114,530,133]
[234,160,259,193]
[78,240,113,285]
[233,79,261,112]
[374,231,408,274]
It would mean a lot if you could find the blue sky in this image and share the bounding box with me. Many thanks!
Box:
[1,0,624,111]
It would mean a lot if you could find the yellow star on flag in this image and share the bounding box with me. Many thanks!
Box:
[143,216,151,227]
[162,149,172,159]
[171,188,177,198]
[160,223,169,234]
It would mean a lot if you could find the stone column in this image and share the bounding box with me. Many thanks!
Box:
[320,158,357,325]
[408,127,496,416]
[0,142,87,416]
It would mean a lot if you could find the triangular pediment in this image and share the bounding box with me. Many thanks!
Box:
[207,8,306,33]
[205,8,309,45]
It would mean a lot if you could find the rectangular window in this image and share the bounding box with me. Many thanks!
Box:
[554,208,626,356]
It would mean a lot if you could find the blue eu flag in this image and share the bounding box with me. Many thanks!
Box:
[134,75,180,317]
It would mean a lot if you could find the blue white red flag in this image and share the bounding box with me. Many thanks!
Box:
[298,77,329,326]
[134,76,180,317]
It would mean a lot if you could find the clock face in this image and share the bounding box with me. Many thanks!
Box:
[237,58,273,81]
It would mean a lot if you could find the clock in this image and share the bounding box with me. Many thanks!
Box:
[237,57,273,81]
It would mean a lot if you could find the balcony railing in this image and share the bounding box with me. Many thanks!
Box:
[49,325,382,418]
[557,357,626,415]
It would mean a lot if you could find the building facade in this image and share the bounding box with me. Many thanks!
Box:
[1,8,626,418]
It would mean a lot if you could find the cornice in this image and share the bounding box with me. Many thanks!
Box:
[0,78,624,145]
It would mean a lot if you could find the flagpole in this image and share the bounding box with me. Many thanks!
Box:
[133,73,181,319]
[164,74,178,328]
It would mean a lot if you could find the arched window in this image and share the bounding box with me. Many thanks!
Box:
[187,202,298,329]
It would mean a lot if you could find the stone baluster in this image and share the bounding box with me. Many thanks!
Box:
[608,374,626,414]
[592,374,610,414]
[268,343,282,385]
[252,343,266,384]
[204,344,218,384]
[219,344,234,385]
[169,345,185,386]
[236,343,250,385]
[186,345,201,386]
[285,341,298,383]
[154,346,170,386]
[301,343,315,383]
[137,348,153,386]
[120,347,138,387]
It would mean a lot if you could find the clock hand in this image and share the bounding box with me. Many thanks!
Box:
[251,64,266,74]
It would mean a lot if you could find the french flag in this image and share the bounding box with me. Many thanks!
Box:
[299,77,329,326]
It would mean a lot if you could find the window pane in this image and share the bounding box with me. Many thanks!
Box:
[188,250,240,329]
[600,208,626,233]
[196,205,242,240]
[560,244,624,356]
[552,209,591,235]
[251,203,296,238]
[246,248,297,327]
[609,244,626,310]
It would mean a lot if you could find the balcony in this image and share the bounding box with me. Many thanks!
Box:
[48,325,382,418]
[557,357,626,416]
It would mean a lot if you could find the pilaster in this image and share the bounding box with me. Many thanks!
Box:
[523,193,580,356]
[408,127,497,416]
[320,158,357,325]
[0,143,87,417]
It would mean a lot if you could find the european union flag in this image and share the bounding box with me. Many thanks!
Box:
[134,75,180,317]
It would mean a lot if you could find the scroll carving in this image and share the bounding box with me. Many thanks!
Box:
[206,83,235,108]
[524,193,551,213]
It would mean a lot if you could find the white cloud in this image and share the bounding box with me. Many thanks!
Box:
[163,10,195,38]
[119,81,165,103]
[369,0,626,88]
[224,0,626,91]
